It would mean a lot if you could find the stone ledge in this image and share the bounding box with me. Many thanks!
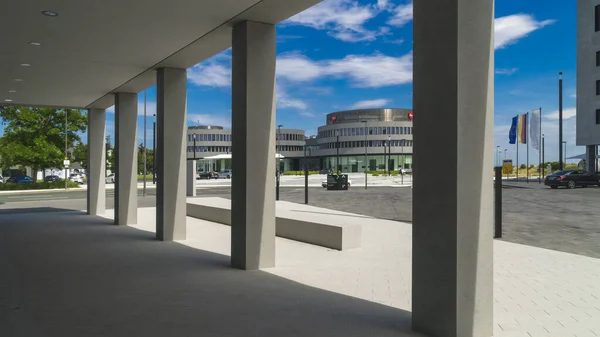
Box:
[186,197,362,250]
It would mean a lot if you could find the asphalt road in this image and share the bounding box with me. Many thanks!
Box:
[1,183,600,258]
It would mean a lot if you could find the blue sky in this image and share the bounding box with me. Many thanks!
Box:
[102,0,576,162]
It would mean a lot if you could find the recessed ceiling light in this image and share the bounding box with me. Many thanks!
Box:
[21,63,31,67]
[5,99,13,102]
[14,79,23,82]
[41,10,58,17]
[9,90,16,93]
[29,41,42,46]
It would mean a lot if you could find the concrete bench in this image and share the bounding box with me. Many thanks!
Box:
[186,197,362,250]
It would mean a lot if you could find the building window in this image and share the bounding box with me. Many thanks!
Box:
[597,109,600,124]
[596,5,600,32]
[597,80,600,95]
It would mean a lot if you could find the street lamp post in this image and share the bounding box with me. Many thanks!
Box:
[65,110,68,190]
[559,72,564,170]
[388,135,391,176]
[143,90,147,196]
[336,130,340,173]
[401,140,404,185]
[542,134,545,179]
[304,143,308,204]
[277,125,282,201]
[153,114,156,184]
[563,141,567,165]
[361,121,368,189]
[496,146,500,166]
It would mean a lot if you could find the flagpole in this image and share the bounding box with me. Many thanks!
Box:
[538,107,542,184]
[526,111,530,183]
[516,139,519,181]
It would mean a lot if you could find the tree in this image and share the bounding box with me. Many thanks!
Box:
[106,135,115,173]
[0,106,87,182]
[73,142,88,169]
[138,143,154,175]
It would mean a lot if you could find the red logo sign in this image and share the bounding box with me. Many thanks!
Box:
[408,111,414,120]
[331,115,337,123]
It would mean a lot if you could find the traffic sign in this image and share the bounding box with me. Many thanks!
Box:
[63,159,70,166]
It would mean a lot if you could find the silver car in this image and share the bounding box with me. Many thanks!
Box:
[220,169,232,179]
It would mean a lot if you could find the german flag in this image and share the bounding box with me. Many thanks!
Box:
[517,113,527,144]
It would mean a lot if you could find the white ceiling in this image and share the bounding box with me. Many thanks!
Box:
[0,0,322,109]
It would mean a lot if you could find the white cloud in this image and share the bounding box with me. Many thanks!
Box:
[299,111,317,117]
[385,7,553,49]
[351,99,390,109]
[276,54,323,82]
[545,107,576,120]
[187,113,231,128]
[495,68,518,75]
[387,1,413,27]
[276,85,308,110]
[277,52,413,88]
[188,50,232,87]
[285,0,385,42]
[494,14,555,49]
[188,63,231,87]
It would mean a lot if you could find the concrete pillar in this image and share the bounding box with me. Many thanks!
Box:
[586,145,596,172]
[156,68,187,241]
[187,160,196,197]
[231,21,276,270]
[87,108,106,216]
[412,0,494,336]
[114,93,138,225]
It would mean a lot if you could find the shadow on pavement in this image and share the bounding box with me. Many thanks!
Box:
[1,211,421,337]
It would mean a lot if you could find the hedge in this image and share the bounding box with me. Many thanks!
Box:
[282,171,320,176]
[0,180,80,191]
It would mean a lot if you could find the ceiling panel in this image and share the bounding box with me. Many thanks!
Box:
[0,0,323,109]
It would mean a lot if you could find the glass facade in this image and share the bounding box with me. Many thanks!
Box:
[321,154,413,172]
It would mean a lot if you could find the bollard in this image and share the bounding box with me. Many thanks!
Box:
[494,166,502,239]
[304,167,308,204]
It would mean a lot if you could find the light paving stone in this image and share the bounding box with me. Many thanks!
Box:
[125,205,600,337]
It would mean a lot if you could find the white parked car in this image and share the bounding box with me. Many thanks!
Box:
[69,174,84,184]
[0,174,3,183]
[106,173,116,184]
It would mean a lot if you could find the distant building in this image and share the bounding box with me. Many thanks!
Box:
[186,108,413,172]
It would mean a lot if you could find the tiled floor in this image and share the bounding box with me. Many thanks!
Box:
[130,202,600,337]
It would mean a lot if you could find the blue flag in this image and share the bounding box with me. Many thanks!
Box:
[508,115,518,144]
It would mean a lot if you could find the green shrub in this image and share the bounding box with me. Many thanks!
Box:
[282,170,320,176]
[372,173,380,177]
[0,180,80,191]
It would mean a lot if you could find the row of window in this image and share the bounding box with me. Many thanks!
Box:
[188,134,231,142]
[187,145,305,153]
[187,133,305,142]
[276,133,304,141]
[276,145,303,152]
[319,139,414,150]
[187,146,231,153]
[319,126,413,138]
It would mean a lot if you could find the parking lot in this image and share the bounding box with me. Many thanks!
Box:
[1,181,599,258]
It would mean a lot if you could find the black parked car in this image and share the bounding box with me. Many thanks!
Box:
[6,175,34,184]
[44,175,61,183]
[198,171,219,180]
[544,170,600,189]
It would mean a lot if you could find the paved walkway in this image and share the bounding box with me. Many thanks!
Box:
[2,205,599,336]
[127,205,600,337]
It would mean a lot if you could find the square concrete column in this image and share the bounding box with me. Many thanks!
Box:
[87,108,106,216]
[187,160,196,197]
[412,0,494,336]
[156,68,187,241]
[231,21,276,270]
[114,93,138,225]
